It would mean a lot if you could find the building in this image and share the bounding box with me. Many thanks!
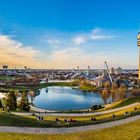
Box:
[114,67,122,75]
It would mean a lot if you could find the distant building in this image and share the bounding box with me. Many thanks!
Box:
[114,67,122,75]
[110,67,114,74]
[90,71,111,87]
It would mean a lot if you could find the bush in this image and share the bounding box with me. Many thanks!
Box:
[90,105,103,110]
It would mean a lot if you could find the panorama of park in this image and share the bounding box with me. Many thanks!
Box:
[0,0,140,140]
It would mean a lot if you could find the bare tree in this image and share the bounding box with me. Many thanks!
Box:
[118,84,127,100]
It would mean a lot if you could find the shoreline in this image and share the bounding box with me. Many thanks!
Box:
[0,81,101,92]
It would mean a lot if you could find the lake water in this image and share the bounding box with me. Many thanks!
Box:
[29,86,104,111]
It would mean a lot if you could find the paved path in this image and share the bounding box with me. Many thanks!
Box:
[0,115,140,134]
[12,102,140,117]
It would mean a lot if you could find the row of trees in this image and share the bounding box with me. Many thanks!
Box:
[5,91,30,112]
[101,81,127,104]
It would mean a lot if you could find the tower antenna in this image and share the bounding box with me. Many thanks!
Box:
[137,32,140,80]
[104,61,113,83]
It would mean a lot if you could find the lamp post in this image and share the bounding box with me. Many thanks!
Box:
[137,32,140,80]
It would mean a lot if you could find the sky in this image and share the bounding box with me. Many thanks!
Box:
[0,0,139,69]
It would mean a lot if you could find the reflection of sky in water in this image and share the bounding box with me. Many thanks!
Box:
[31,86,104,111]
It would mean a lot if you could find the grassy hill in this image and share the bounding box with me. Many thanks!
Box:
[0,117,140,140]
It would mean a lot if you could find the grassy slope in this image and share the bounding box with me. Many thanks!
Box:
[0,111,56,127]
[0,102,138,128]
[113,97,140,108]
[0,118,140,140]
[24,103,140,127]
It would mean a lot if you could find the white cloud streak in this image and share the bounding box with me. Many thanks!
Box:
[0,35,40,68]
[72,36,86,46]
[46,39,61,46]
[72,28,114,46]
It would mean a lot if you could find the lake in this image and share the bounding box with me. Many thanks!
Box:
[29,86,104,111]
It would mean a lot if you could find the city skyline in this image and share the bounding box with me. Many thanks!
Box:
[0,0,139,69]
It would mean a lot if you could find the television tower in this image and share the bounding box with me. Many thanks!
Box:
[137,32,140,79]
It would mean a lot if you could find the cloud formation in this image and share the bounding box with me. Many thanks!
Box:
[0,35,40,68]
[72,28,114,46]
[46,39,61,46]
[91,28,114,40]
[0,28,133,69]
[45,47,109,68]
[72,36,86,46]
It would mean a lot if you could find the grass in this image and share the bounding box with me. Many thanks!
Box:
[0,81,101,92]
[1,117,140,140]
[103,97,140,110]
[22,103,140,127]
[0,82,78,92]
[0,101,136,128]
[79,85,99,91]
[112,97,140,108]
[0,97,139,128]
[39,82,78,88]
[0,111,57,127]
[0,100,140,139]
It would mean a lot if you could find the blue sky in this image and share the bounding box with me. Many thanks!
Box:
[0,0,139,68]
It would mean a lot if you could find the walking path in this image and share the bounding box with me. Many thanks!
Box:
[12,102,140,117]
[0,114,140,134]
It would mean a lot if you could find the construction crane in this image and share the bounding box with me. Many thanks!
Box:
[104,61,113,84]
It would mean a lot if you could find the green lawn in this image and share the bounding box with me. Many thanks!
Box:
[39,82,78,88]
[23,103,140,127]
[0,82,77,92]
[0,102,138,128]
[0,82,100,92]
[79,85,99,91]
[0,117,140,140]
[0,100,139,139]
[113,97,140,108]
[0,97,138,128]
[0,111,56,127]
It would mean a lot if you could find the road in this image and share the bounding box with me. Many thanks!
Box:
[12,102,140,117]
[0,114,140,134]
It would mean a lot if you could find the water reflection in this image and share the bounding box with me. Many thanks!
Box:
[28,86,104,111]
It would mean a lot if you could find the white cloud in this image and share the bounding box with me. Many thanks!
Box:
[45,47,109,68]
[0,28,134,69]
[92,27,102,34]
[91,35,114,40]
[72,36,86,46]
[91,28,114,40]
[72,28,114,46]
[0,35,40,68]
[43,44,136,69]
[46,39,61,46]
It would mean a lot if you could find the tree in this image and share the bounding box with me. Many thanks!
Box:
[0,100,2,108]
[110,82,118,101]
[118,84,127,100]
[6,91,17,110]
[112,82,118,89]
[104,81,111,89]
[14,90,19,97]
[101,89,110,104]
[19,92,30,112]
